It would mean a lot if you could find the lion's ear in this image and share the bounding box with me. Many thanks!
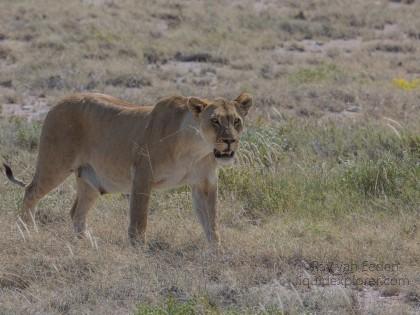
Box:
[235,92,253,117]
[187,97,209,117]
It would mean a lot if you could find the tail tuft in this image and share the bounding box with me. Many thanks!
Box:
[3,163,26,187]
[4,163,13,177]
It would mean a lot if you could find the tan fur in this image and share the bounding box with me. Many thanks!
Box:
[6,92,252,245]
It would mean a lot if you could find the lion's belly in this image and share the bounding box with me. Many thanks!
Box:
[82,163,189,194]
[78,157,188,194]
[152,171,189,190]
[151,158,210,190]
[95,171,132,193]
[80,159,133,194]
[80,151,212,194]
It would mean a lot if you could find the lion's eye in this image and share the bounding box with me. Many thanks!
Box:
[211,118,220,125]
[234,118,241,127]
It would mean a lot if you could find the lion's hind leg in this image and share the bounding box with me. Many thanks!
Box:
[20,181,41,225]
[70,176,100,236]
[20,145,77,225]
[20,169,71,225]
[18,106,81,226]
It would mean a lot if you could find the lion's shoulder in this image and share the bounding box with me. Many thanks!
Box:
[153,95,188,111]
[149,95,190,119]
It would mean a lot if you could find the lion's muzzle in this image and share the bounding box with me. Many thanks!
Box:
[213,149,235,159]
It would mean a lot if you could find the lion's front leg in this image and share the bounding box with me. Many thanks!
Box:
[192,177,220,246]
[128,163,152,245]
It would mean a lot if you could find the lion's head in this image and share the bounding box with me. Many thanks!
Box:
[187,93,253,164]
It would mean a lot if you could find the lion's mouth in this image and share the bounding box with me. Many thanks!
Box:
[213,149,235,159]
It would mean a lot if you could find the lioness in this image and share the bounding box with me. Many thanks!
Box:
[4,92,252,245]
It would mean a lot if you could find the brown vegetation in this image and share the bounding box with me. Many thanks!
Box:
[0,0,419,314]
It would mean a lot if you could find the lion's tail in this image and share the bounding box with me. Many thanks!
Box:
[3,163,26,187]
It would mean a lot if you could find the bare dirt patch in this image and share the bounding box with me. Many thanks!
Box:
[1,96,50,121]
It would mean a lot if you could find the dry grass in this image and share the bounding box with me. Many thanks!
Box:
[0,0,420,314]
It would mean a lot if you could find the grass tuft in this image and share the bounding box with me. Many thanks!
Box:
[288,64,344,85]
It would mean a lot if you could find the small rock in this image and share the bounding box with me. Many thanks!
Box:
[174,52,227,64]
[294,11,306,20]
[46,75,64,89]
[105,74,151,88]
[0,80,12,88]
[346,105,360,112]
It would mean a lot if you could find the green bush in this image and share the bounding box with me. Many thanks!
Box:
[16,121,41,151]
[136,298,196,315]
[288,64,344,85]
[219,120,419,219]
[135,297,284,315]
[341,157,400,197]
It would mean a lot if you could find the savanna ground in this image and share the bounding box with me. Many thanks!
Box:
[0,0,419,314]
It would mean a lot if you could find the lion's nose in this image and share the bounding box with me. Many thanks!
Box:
[222,139,236,151]
[222,139,236,145]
